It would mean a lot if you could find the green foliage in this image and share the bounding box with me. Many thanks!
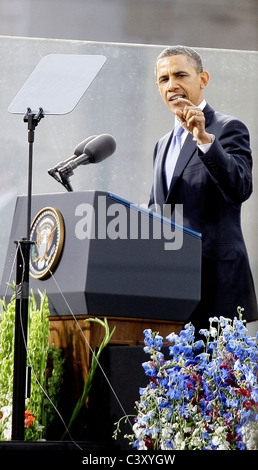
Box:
[62,317,115,439]
[0,288,64,440]
[0,292,15,405]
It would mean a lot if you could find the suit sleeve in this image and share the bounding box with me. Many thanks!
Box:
[198,118,253,204]
[148,185,154,208]
[148,141,159,209]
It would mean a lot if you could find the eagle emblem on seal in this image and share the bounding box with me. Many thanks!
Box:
[34,222,57,269]
[29,207,64,279]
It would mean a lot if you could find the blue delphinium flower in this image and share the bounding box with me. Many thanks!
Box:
[251,387,258,403]
[143,328,163,352]
[142,361,156,377]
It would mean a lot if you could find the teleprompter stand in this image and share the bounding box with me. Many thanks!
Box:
[12,107,44,440]
[8,53,107,440]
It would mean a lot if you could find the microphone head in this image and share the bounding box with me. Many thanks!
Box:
[74,135,97,156]
[83,134,117,163]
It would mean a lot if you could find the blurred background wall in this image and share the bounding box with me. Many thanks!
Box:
[0,0,257,50]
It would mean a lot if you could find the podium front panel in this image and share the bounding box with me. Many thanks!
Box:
[0,191,202,322]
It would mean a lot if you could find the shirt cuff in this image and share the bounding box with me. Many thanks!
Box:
[198,134,215,153]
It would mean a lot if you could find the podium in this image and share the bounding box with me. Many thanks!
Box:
[1,190,202,322]
[1,190,202,438]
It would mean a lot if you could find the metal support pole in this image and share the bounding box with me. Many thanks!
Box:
[11,240,30,440]
[11,107,43,440]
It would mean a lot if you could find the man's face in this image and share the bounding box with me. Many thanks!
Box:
[156,54,209,114]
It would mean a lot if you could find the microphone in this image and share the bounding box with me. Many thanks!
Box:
[59,134,116,178]
[48,135,97,180]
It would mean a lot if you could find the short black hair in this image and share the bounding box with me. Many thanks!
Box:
[155,45,204,75]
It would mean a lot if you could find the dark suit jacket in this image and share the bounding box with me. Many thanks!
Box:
[149,103,258,330]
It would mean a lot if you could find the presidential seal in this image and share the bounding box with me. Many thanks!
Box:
[30,207,65,279]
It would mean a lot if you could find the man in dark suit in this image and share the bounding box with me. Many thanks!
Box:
[149,45,258,332]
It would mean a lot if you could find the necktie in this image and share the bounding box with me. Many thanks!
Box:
[165,124,184,189]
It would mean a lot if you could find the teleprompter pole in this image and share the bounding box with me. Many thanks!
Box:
[12,240,30,440]
[11,108,44,440]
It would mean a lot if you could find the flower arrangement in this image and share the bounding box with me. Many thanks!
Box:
[0,288,64,440]
[118,309,258,450]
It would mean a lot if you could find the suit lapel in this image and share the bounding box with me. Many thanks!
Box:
[153,132,172,207]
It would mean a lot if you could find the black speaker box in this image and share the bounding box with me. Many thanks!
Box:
[87,345,150,449]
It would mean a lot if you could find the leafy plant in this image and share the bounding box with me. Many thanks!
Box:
[0,287,64,440]
[62,317,115,439]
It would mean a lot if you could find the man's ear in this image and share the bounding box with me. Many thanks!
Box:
[200,71,209,89]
